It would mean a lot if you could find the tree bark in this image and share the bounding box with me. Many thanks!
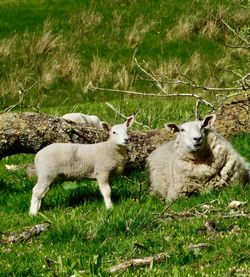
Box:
[0,100,249,170]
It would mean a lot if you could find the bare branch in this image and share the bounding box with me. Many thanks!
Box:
[109,252,169,273]
[4,81,39,113]
[105,102,150,129]
[175,78,249,92]
[220,17,249,46]
[0,222,51,244]
[90,81,215,109]
[188,243,211,250]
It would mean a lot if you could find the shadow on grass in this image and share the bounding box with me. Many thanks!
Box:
[41,173,148,212]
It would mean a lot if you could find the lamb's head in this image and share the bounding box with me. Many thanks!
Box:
[165,114,216,153]
[100,115,134,145]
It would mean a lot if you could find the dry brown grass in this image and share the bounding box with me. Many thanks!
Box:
[166,17,194,41]
[86,55,113,85]
[0,18,84,100]
[201,20,220,39]
[112,10,123,33]
[36,20,61,54]
[70,8,103,36]
[188,51,202,76]
[114,66,130,90]
[126,16,155,48]
[154,58,182,80]
[232,10,250,26]
[0,36,16,58]
[57,52,82,84]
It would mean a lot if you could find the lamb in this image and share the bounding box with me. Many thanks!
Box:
[62,112,101,128]
[29,116,134,215]
[147,114,250,201]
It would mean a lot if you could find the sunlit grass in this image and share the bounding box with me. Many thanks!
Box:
[0,0,249,276]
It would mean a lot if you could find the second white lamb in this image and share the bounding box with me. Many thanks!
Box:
[62,112,101,128]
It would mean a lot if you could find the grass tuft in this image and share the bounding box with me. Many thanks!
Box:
[126,16,155,49]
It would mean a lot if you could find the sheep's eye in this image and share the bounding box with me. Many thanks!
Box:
[180,128,185,132]
[112,131,116,134]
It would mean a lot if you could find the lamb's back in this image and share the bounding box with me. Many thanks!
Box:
[35,142,127,179]
[35,143,98,178]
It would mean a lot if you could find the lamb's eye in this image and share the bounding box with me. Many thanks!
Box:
[180,128,185,132]
[112,131,116,134]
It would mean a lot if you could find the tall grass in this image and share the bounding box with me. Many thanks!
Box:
[0,0,249,111]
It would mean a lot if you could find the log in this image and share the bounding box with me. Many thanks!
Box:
[0,100,249,170]
[109,252,168,273]
[0,222,51,244]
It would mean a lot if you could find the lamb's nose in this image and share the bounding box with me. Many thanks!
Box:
[124,138,129,144]
[193,137,202,143]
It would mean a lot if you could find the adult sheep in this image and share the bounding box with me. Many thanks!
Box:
[147,114,250,201]
[62,112,101,128]
[29,116,134,215]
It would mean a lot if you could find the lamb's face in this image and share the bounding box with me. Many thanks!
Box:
[109,124,130,145]
[165,114,216,153]
[100,115,134,146]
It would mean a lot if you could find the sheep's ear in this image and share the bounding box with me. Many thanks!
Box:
[100,121,110,132]
[125,115,135,128]
[201,114,216,128]
[165,123,180,133]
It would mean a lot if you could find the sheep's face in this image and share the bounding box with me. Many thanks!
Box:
[178,121,206,152]
[100,116,134,145]
[165,114,216,153]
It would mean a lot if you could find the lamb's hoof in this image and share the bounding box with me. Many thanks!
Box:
[105,204,113,209]
[29,210,38,216]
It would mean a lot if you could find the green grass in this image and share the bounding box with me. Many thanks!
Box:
[0,0,250,276]
[0,136,249,276]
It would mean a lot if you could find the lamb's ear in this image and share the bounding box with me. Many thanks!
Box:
[125,115,135,128]
[201,114,216,129]
[100,121,110,132]
[165,123,180,133]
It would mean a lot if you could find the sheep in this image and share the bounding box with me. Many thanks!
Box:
[62,112,101,128]
[29,116,134,215]
[147,114,250,201]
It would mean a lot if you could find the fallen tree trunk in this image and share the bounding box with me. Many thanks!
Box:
[0,100,249,170]
[0,222,51,244]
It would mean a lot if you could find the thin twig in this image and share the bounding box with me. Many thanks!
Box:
[4,81,38,112]
[105,102,150,129]
[138,74,250,92]
[220,17,249,45]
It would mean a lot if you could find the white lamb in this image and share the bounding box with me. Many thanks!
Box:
[62,113,101,128]
[147,114,250,201]
[29,116,134,215]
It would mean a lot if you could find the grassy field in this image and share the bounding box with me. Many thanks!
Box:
[0,0,250,276]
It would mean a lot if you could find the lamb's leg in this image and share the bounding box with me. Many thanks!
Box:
[97,175,113,209]
[29,181,51,215]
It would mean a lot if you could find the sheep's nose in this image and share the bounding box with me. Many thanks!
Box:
[124,138,129,144]
[193,137,202,143]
